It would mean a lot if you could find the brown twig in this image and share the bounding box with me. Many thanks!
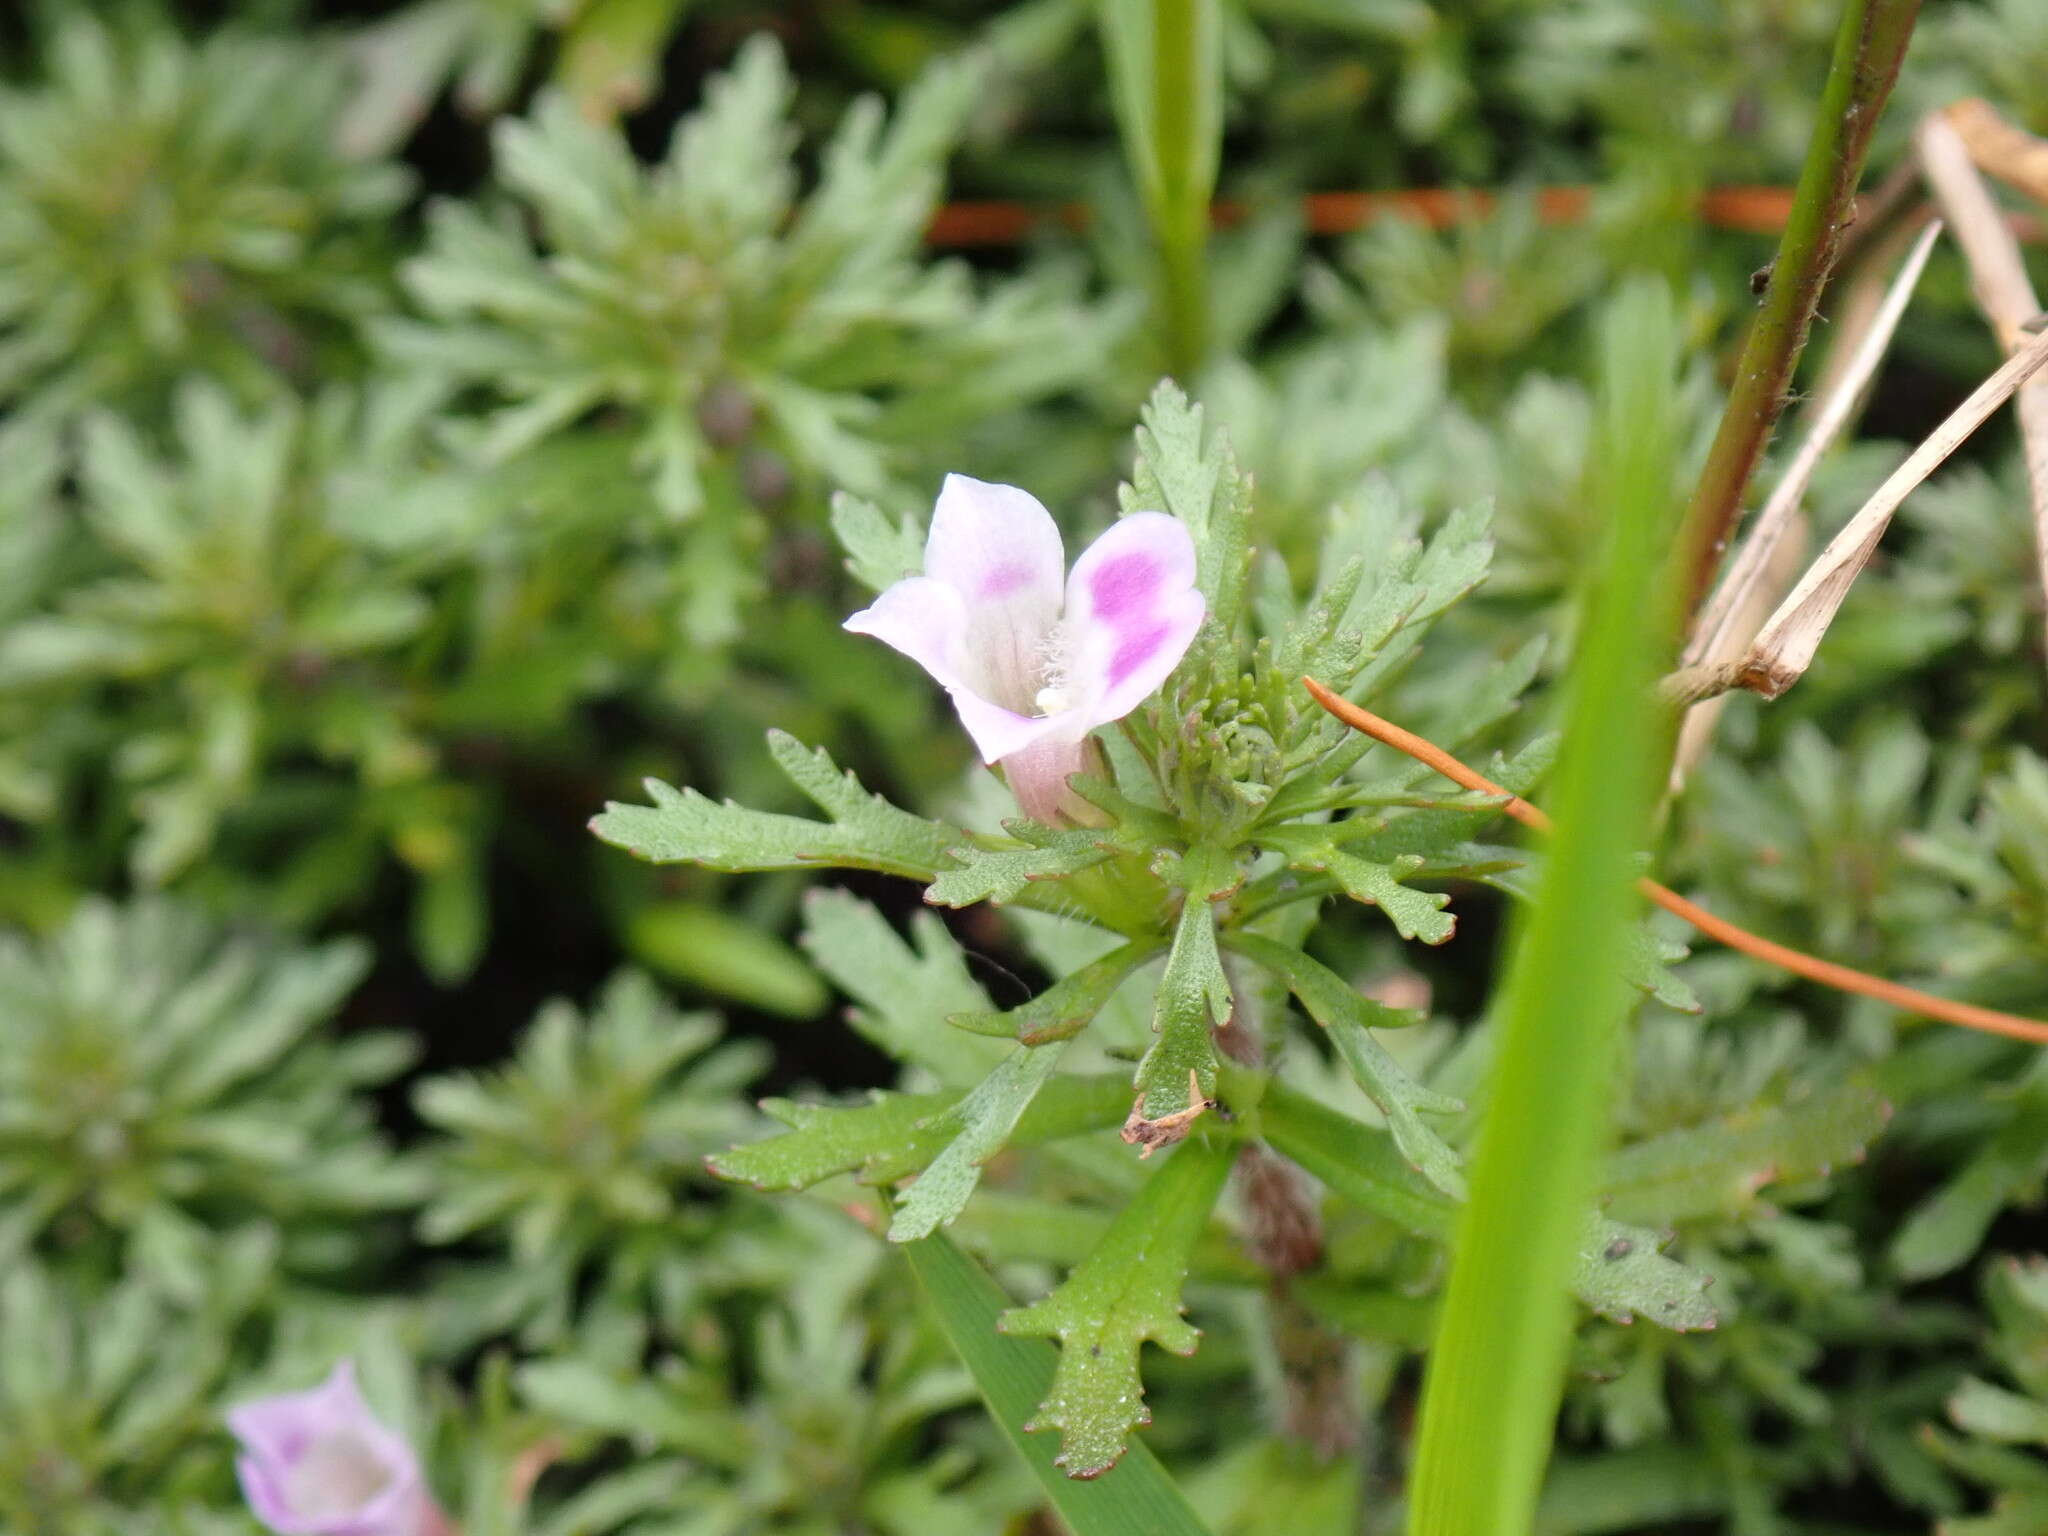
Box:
[1671,0,1923,625]
[1303,677,2048,1047]
[1917,111,2048,664]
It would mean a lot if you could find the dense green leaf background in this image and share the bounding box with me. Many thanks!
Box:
[5,0,2048,1532]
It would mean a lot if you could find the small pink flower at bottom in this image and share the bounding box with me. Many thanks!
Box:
[227,1361,444,1536]
[845,475,1205,823]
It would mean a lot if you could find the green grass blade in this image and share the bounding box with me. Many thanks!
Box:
[1404,277,1687,1536]
[1098,0,1220,375]
[903,1229,1217,1536]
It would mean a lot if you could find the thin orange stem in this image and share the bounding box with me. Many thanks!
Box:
[1302,676,2048,1046]
[920,186,2046,248]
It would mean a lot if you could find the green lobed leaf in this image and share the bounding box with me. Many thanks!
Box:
[999,1138,1235,1477]
[950,940,1161,1043]
[1123,381,1250,633]
[888,1041,1074,1241]
[1225,932,1464,1197]
[1602,1079,1892,1226]
[589,730,956,882]
[1891,1089,2048,1282]
[708,1076,1135,1192]
[1132,846,1236,1119]
[1616,925,1702,1015]
[1571,1218,1718,1331]
[798,888,1008,1086]
[709,1090,956,1191]
[830,491,925,592]
[1320,848,1457,944]
[903,1231,1216,1533]
[926,823,1117,907]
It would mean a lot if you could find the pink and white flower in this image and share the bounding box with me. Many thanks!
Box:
[227,1361,443,1536]
[846,475,1205,823]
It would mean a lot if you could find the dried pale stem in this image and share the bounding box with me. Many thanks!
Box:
[1668,221,1941,789]
[1666,323,2048,704]
[1673,0,1922,620]
[1684,220,1942,671]
[1303,677,2048,1047]
[1945,97,2048,206]
[1917,111,2048,663]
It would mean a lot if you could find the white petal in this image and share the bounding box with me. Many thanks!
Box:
[847,577,1069,764]
[924,474,1064,711]
[1059,512,1205,727]
[951,690,1076,765]
[844,576,971,692]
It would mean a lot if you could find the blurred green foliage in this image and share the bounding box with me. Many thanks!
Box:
[4,0,2048,1532]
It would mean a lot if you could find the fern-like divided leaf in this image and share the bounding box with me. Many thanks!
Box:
[999,1138,1235,1477]
[708,1076,1134,1193]
[904,1232,1217,1534]
[1602,1079,1893,1226]
[888,1041,1074,1241]
[1259,1082,1720,1332]
[1124,383,1252,633]
[798,887,1006,1085]
[590,729,956,882]
[926,822,1122,907]
[950,940,1161,1044]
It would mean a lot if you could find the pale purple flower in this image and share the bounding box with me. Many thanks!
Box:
[846,476,1205,823]
[227,1361,442,1536]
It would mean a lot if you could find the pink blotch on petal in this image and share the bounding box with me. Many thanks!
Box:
[1088,551,1164,622]
[1062,512,1206,725]
[979,562,1035,599]
[1109,621,1175,691]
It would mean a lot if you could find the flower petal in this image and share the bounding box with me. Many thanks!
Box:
[236,1455,304,1533]
[1059,512,1205,726]
[846,576,1071,763]
[951,690,1076,765]
[227,1360,369,1465]
[227,1362,425,1536]
[844,576,971,693]
[923,474,1064,712]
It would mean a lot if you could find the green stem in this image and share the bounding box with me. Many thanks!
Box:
[1405,280,1687,1536]
[1100,0,1221,377]
[1154,0,1211,373]
[1672,0,1922,620]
